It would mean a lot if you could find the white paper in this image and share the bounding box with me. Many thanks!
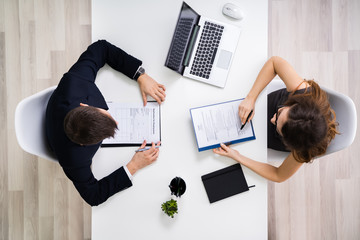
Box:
[102,102,160,145]
[190,99,255,150]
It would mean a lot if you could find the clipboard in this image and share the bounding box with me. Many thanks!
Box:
[190,99,256,151]
[101,101,161,147]
[201,164,249,203]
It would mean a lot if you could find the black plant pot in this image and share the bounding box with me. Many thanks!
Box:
[169,177,186,197]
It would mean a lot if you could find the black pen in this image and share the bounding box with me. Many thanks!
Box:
[240,110,253,130]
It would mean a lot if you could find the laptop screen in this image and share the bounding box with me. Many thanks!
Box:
[165,2,200,74]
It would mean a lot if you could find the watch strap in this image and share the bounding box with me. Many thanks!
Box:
[134,66,145,80]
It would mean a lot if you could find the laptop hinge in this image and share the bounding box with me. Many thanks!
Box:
[184,25,200,67]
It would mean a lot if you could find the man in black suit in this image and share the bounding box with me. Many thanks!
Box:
[46,40,166,206]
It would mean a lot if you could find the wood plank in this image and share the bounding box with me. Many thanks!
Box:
[54,178,68,240]
[38,160,56,218]
[348,0,360,50]
[0,0,5,32]
[273,181,291,240]
[288,166,307,240]
[19,0,36,96]
[23,154,39,240]
[79,0,91,25]
[332,0,348,51]
[49,0,65,51]
[8,191,24,240]
[5,0,24,192]
[269,0,302,65]
[83,203,92,240]
[304,161,321,240]
[34,0,51,79]
[65,0,81,68]
[67,181,84,240]
[0,33,8,239]
[348,50,360,179]
[304,0,333,52]
[39,217,54,240]
[335,177,360,239]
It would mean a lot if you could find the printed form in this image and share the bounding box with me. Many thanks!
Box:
[190,99,255,151]
[102,102,160,145]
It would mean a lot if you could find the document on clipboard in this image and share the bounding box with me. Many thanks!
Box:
[190,99,255,151]
[101,101,161,147]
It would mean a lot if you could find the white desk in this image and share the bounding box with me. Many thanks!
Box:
[91,0,268,239]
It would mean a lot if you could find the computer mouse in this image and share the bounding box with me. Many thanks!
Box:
[222,3,244,20]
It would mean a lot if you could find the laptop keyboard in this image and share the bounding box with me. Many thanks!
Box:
[190,21,224,79]
[167,18,194,72]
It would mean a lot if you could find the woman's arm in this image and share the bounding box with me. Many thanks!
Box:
[239,56,306,124]
[213,143,303,182]
[248,56,305,100]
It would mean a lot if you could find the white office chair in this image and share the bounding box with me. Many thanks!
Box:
[267,79,357,160]
[15,86,58,162]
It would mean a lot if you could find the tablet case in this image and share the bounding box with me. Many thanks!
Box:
[201,164,249,203]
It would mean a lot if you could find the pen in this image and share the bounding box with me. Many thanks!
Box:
[240,110,253,130]
[135,146,161,152]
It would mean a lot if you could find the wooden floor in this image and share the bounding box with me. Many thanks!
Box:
[1,0,359,239]
[1,0,92,239]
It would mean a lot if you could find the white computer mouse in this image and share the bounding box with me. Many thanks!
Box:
[222,3,244,20]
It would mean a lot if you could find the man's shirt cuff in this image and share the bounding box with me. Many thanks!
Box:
[123,165,133,181]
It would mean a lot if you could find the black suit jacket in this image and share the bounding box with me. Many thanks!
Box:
[46,40,142,206]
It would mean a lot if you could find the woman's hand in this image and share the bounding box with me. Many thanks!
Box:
[137,74,166,106]
[212,143,243,163]
[238,97,255,125]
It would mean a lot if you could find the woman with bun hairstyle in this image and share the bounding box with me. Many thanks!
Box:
[213,56,338,182]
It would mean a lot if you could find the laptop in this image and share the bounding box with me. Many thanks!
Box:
[165,2,241,88]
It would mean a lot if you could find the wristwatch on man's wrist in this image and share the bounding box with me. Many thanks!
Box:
[134,66,145,80]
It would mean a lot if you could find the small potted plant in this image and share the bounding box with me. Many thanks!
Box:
[161,198,178,218]
[161,177,186,218]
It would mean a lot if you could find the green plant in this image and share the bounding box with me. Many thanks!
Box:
[161,199,178,218]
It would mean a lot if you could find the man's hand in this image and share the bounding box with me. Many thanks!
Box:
[126,141,161,175]
[137,74,166,106]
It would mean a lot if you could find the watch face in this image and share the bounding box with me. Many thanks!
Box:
[135,66,145,80]
[139,67,145,74]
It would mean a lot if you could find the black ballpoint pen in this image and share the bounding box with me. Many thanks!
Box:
[240,110,253,130]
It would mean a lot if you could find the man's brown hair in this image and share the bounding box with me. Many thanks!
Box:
[64,106,118,145]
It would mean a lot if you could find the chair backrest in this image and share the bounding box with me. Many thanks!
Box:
[267,80,357,157]
[15,86,58,162]
[321,86,357,155]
